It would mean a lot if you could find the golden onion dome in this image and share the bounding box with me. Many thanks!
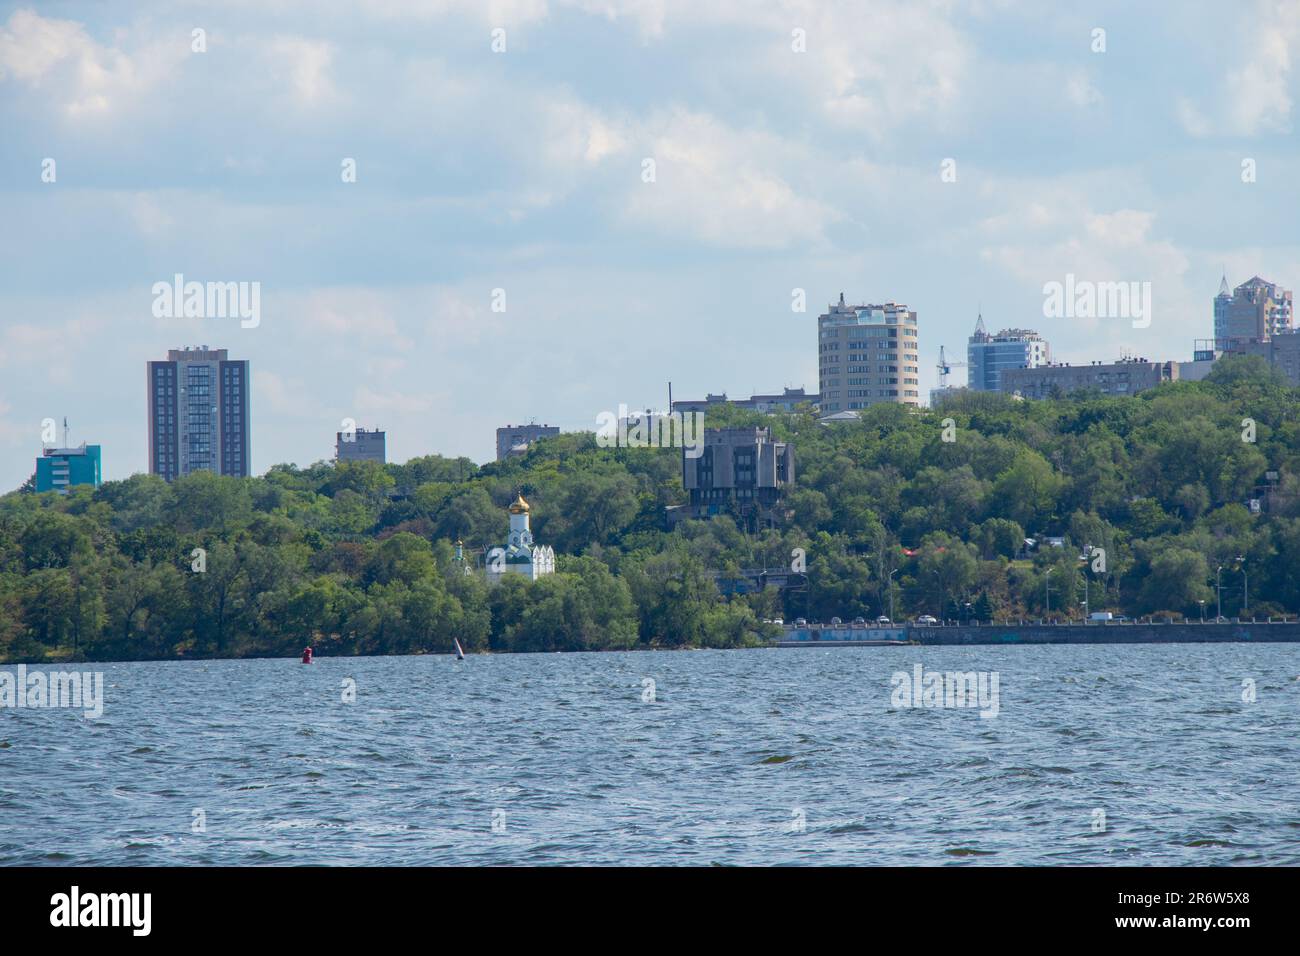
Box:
[508,493,530,514]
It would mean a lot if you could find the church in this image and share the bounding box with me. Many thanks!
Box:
[485,493,555,583]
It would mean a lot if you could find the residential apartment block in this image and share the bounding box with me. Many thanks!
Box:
[495,423,559,461]
[671,386,819,416]
[148,346,250,480]
[817,293,920,413]
[1214,274,1293,349]
[1000,358,1178,399]
[336,427,387,464]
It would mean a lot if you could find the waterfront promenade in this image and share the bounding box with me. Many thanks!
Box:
[775,619,1300,646]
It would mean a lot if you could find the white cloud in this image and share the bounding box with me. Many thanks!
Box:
[1175,97,1211,137]
[621,108,841,249]
[265,36,338,107]
[981,200,1192,337]
[1066,72,1102,108]
[286,288,412,348]
[121,193,175,237]
[539,99,631,168]
[353,386,439,414]
[254,370,312,418]
[351,0,551,25]
[1176,0,1299,136]
[0,400,26,445]
[0,9,181,117]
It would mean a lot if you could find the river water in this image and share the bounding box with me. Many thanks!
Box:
[2,644,1298,865]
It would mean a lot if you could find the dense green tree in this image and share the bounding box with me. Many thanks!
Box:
[4,358,1299,661]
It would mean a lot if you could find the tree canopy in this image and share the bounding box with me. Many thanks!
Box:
[1,356,1294,661]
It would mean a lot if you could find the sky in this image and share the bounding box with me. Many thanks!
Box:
[1,0,1298,490]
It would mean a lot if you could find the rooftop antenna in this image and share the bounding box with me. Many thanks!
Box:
[63,416,69,448]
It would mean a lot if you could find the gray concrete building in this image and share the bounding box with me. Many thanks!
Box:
[818,293,920,414]
[336,427,386,463]
[148,346,250,480]
[967,315,1050,391]
[671,386,819,416]
[1176,357,1217,382]
[667,426,794,528]
[1000,358,1178,399]
[496,423,559,460]
[1224,331,1300,385]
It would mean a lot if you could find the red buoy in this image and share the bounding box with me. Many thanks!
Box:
[301,647,313,664]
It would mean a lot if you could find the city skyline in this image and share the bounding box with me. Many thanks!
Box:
[2,1,1299,491]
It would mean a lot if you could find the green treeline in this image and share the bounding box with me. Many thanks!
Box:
[3,355,1299,662]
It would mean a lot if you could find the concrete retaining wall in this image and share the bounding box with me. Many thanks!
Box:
[777,622,1300,645]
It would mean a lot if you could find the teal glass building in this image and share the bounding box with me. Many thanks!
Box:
[35,444,102,494]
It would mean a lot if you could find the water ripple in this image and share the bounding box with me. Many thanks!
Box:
[1,645,1298,864]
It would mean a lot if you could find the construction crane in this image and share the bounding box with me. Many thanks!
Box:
[936,345,968,388]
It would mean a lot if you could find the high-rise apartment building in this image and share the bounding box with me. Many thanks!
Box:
[1214,274,1293,348]
[148,346,250,480]
[817,293,920,413]
[966,315,1050,391]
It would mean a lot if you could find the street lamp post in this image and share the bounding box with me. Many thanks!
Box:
[1082,570,1089,620]
[1237,557,1248,616]
[1199,599,1206,623]
[889,568,898,623]
[1216,565,1224,621]
[1045,568,1054,617]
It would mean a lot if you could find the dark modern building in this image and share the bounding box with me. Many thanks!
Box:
[148,346,250,480]
[667,426,794,528]
[337,427,386,463]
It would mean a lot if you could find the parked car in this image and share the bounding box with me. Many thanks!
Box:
[915,615,938,625]
[852,617,867,626]
[876,615,892,624]
[830,616,842,626]
[794,617,807,626]
[771,618,783,626]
